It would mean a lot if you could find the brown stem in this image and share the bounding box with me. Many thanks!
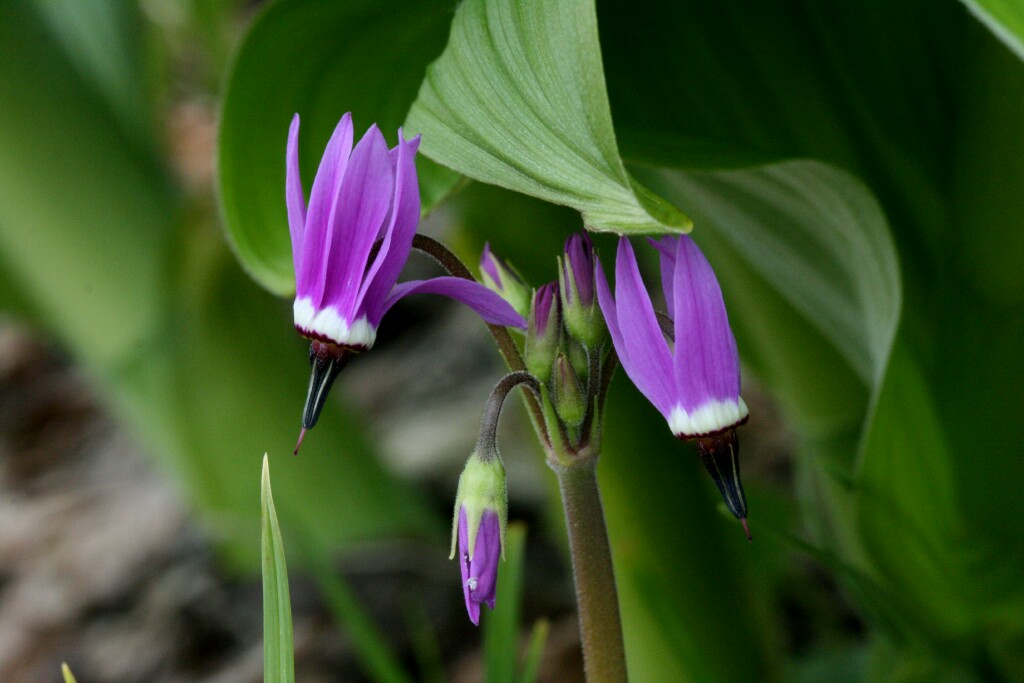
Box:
[554,455,628,683]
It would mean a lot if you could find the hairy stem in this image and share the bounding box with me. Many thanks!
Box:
[476,371,540,459]
[554,455,627,683]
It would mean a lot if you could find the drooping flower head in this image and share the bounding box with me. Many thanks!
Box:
[596,236,751,537]
[287,114,526,447]
[451,451,506,626]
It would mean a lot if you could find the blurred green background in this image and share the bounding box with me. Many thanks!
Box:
[2,0,1023,681]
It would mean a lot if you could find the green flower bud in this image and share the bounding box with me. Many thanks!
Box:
[552,353,586,427]
[523,283,561,383]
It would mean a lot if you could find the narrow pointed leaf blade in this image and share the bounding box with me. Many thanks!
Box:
[262,455,295,683]
[406,0,690,235]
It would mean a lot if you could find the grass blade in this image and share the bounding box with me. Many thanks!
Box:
[262,455,295,683]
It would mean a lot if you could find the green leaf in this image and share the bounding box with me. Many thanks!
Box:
[483,522,527,683]
[961,0,1024,59]
[61,663,78,683]
[0,0,174,372]
[405,0,690,235]
[218,0,460,295]
[262,455,295,683]
[644,159,901,397]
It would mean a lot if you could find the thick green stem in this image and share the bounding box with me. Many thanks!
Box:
[553,455,627,683]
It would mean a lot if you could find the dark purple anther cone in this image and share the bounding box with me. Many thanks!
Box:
[694,428,751,541]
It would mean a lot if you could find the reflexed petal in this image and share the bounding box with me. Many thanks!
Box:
[382,277,528,328]
[610,238,675,417]
[320,125,393,313]
[671,236,741,410]
[299,114,353,302]
[286,114,306,274]
[648,236,677,315]
[358,132,422,322]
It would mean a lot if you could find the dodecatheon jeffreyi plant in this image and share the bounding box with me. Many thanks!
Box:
[285,113,526,452]
[596,235,752,540]
[451,371,540,625]
[480,242,532,318]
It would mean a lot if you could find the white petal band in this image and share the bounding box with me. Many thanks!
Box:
[668,397,749,438]
[294,297,377,349]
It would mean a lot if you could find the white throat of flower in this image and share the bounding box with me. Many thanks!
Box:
[669,397,749,438]
[294,297,377,349]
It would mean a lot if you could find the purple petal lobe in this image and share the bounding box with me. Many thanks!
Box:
[383,277,528,328]
[359,132,422,324]
[320,125,394,313]
[469,510,501,611]
[298,114,354,303]
[671,236,741,410]
[609,238,675,418]
[286,114,306,275]
[457,507,480,625]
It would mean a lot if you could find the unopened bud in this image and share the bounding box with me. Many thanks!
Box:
[524,283,561,383]
[552,353,586,427]
[480,243,531,318]
[559,232,605,348]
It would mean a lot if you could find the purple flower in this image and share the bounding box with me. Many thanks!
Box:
[456,506,501,626]
[286,114,526,448]
[597,236,751,535]
[287,113,526,350]
[596,236,747,438]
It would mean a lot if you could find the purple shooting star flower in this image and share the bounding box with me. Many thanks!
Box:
[596,236,751,539]
[286,114,526,450]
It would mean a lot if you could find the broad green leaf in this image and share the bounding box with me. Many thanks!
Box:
[405,0,690,235]
[262,455,295,683]
[644,159,901,401]
[961,0,1024,59]
[855,340,976,640]
[0,0,174,372]
[218,0,460,295]
[483,522,527,683]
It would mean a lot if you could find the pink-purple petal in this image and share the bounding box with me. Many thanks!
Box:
[610,238,676,419]
[671,236,741,408]
[382,277,528,328]
[299,114,354,303]
[320,125,394,314]
[358,132,422,321]
[286,114,306,274]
